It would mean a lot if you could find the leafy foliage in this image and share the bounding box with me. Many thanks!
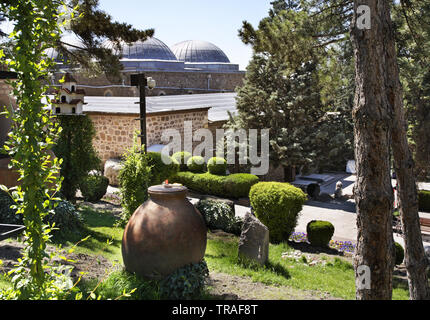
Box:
[53,115,102,201]
[117,142,151,227]
[79,175,109,202]
[159,259,209,300]
[249,182,307,243]
[0,0,73,299]
[146,152,179,186]
[0,190,83,239]
[195,199,243,236]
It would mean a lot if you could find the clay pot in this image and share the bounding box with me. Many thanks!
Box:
[122,184,207,279]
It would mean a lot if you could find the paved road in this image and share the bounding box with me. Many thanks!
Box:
[227,199,429,247]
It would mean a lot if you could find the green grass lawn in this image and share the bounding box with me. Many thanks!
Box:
[205,233,410,300]
[1,203,412,300]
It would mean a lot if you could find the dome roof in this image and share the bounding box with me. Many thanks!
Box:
[111,37,177,61]
[171,40,230,63]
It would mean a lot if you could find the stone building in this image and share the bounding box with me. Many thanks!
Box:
[82,93,237,164]
[48,38,245,97]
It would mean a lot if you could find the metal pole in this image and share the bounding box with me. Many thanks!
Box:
[139,76,147,153]
[131,73,147,153]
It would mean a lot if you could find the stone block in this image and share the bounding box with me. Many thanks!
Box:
[238,212,269,266]
[104,158,123,186]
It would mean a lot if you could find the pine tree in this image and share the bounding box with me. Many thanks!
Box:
[57,0,154,80]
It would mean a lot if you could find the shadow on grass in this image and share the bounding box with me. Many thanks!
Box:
[237,256,291,280]
[50,205,123,254]
[288,241,345,256]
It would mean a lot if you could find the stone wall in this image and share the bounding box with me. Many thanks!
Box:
[87,109,209,164]
[53,70,245,97]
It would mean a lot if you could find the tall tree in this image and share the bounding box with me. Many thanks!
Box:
[387,1,430,300]
[234,5,354,180]
[350,0,396,300]
[351,0,429,299]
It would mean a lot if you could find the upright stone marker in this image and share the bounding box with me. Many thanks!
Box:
[238,212,269,266]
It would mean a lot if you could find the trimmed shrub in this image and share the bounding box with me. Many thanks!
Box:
[195,199,242,235]
[394,242,405,266]
[187,156,205,173]
[171,172,259,199]
[224,173,259,198]
[147,152,179,186]
[80,175,109,202]
[306,220,335,247]
[172,151,192,171]
[249,182,308,243]
[207,157,227,175]
[418,190,430,212]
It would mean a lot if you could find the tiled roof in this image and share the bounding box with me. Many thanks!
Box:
[81,92,237,122]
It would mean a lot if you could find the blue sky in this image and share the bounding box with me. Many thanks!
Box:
[97,0,274,70]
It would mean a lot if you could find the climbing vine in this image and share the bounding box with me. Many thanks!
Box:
[0,0,70,299]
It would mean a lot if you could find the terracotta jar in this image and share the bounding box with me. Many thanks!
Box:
[122,184,207,279]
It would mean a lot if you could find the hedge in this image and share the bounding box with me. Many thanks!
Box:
[249,182,307,243]
[170,171,259,198]
[418,190,430,212]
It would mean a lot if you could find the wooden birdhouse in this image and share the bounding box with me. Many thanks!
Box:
[51,73,86,115]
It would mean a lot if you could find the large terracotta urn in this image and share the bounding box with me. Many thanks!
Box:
[122,184,207,279]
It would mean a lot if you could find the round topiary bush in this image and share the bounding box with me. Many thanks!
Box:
[224,173,259,198]
[147,152,179,186]
[394,242,405,266]
[207,157,227,175]
[306,220,335,247]
[80,175,109,202]
[249,182,308,243]
[172,151,192,171]
[187,156,205,173]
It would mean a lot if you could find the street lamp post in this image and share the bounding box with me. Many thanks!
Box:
[130,73,156,153]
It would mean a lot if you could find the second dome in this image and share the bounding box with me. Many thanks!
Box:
[171,40,230,63]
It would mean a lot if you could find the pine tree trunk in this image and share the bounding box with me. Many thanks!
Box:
[283,165,296,182]
[382,6,430,298]
[351,0,395,300]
